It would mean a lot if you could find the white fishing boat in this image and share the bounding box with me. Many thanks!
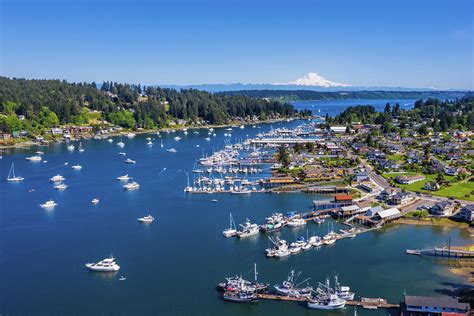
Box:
[123,181,140,190]
[85,256,120,272]
[54,183,68,190]
[124,158,136,164]
[237,218,259,238]
[166,148,177,153]
[307,294,346,310]
[223,213,237,237]
[40,199,57,209]
[71,164,82,170]
[49,174,65,182]
[117,174,131,181]
[138,215,154,223]
[7,163,24,182]
[335,276,355,300]
[25,155,42,162]
[91,198,100,204]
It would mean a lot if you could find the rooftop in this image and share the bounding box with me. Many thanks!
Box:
[405,295,469,311]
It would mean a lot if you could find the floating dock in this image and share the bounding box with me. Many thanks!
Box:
[255,294,399,310]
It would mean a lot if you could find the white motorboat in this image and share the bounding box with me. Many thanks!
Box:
[67,144,75,151]
[117,174,131,181]
[50,174,65,182]
[107,138,114,143]
[123,181,140,190]
[117,141,125,148]
[35,151,44,155]
[138,215,154,223]
[7,163,24,182]
[85,256,120,272]
[40,199,57,208]
[25,155,42,162]
[237,218,259,238]
[287,218,306,227]
[91,198,100,204]
[174,136,182,141]
[307,294,346,310]
[127,133,136,138]
[54,183,68,190]
[124,158,136,164]
[166,148,177,153]
[72,164,82,170]
[223,213,237,237]
[119,276,126,281]
[118,152,126,156]
[146,140,153,146]
[240,125,244,129]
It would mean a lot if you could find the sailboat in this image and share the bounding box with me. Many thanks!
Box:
[160,139,164,148]
[222,213,237,237]
[7,163,24,182]
[78,142,85,152]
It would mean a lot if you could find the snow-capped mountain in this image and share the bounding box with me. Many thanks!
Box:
[276,72,350,87]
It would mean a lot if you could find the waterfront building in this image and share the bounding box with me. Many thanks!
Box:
[459,205,474,222]
[403,295,469,315]
[430,202,454,217]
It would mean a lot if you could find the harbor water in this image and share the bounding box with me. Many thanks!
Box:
[0,110,471,315]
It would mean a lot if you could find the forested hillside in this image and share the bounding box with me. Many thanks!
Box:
[0,77,297,133]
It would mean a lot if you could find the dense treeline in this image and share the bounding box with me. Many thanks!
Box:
[331,96,474,133]
[0,77,297,133]
[219,89,466,101]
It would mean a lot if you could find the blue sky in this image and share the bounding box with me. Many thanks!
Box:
[1,0,473,89]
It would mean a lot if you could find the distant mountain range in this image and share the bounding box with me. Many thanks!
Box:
[159,72,468,93]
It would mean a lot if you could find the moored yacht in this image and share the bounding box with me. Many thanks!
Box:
[236,218,259,238]
[138,215,154,223]
[50,174,65,182]
[117,174,131,181]
[124,158,136,164]
[222,213,237,237]
[85,256,120,272]
[40,199,57,209]
[7,163,24,182]
[26,155,42,162]
[166,148,177,153]
[123,181,140,190]
[307,294,346,310]
[72,164,82,170]
[54,183,68,190]
[91,198,100,204]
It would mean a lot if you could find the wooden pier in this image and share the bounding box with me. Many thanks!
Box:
[255,294,399,310]
[406,246,474,258]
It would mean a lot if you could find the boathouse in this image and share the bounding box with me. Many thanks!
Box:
[402,295,469,315]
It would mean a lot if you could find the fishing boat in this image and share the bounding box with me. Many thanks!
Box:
[123,181,140,190]
[223,291,258,303]
[7,163,24,182]
[166,148,177,153]
[260,221,283,233]
[138,215,154,223]
[334,275,355,300]
[124,158,136,164]
[85,256,120,272]
[222,213,237,237]
[236,218,259,238]
[25,155,42,162]
[54,183,68,190]
[91,198,100,204]
[40,199,57,208]
[71,164,82,170]
[218,264,268,294]
[49,174,65,182]
[307,294,346,310]
[274,270,312,297]
[117,174,131,181]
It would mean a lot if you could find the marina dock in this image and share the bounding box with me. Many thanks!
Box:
[255,294,399,310]
[406,246,474,258]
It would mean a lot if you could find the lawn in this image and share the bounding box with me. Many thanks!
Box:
[382,172,473,201]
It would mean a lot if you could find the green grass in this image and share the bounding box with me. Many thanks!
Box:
[387,154,405,162]
[382,172,474,201]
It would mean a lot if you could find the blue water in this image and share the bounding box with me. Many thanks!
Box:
[291,99,417,117]
[0,116,470,315]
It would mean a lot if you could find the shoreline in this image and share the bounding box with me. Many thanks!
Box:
[394,217,470,230]
[0,116,306,150]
